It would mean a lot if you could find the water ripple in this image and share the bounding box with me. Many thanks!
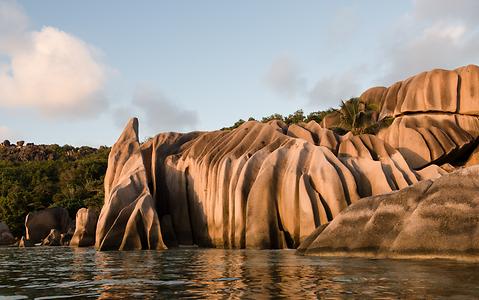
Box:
[0,247,478,298]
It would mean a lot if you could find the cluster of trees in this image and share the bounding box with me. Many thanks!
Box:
[223,97,393,135]
[0,146,109,236]
[222,108,337,130]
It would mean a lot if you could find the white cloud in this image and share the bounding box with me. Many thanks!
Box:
[423,24,466,42]
[412,0,479,26]
[133,87,199,132]
[327,5,359,46]
[114,86,199,133]
[0,0,108,118]
[263,56,305,100]
[262,1,479,111]
[113,106,135,129]
[0,0,28,53]
[308,70,362,109]
[380,0,479,84]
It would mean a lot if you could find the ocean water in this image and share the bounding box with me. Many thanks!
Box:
[0,247,478,299]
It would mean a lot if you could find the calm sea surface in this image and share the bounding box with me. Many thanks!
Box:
[0,247,478,299]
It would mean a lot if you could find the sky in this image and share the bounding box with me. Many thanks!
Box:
[0,0,478,146]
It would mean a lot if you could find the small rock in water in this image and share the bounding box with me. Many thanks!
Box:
[19,236,35,248]
[42,229,62,246]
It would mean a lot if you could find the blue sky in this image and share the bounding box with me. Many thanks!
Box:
[0,0,478,146]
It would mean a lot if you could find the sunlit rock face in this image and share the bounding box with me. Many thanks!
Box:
[361,65,479,169]
[70,208,99,247]
[300,165,479,260]
[96,117,434,250]
[95,118,166,251]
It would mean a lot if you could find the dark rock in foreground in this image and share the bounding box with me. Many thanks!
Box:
[25,207,72,244]
[0,221,15,245]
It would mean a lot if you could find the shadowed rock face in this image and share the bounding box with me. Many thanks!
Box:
[25,207,72,244]
[0,221,14,245]
[96,117,436,250]
[361,65,479,169]
[70,208,99,247]
[95,118,166,251]
[338,134,418,197]
[300,165,479,260]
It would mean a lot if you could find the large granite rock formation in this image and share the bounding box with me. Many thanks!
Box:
[361,65,479,169]
[95,118,167,251]
[96,117,436,250]
[299,165,479,260]
[96,65,479,251]
[0,221,14,245]
[25,207,72,244]
[71,208,99,247]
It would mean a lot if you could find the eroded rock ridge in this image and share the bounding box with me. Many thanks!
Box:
[94,65,479,256]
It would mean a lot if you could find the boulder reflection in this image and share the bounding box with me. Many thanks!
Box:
[89,249,353,298]
[1,247,475,298]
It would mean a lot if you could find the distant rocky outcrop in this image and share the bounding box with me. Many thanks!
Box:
[0,221,14,245]
[25,207,72,244]
[299,166,479,260]
[0,141,107,162]
[70,208,99,247]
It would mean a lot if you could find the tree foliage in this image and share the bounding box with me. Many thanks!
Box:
[304,108,337,124]
[223,97,393,136]
[224,107,342,129]
[0,146,109,236]
[261,113,285,123]
[337,97,389,135]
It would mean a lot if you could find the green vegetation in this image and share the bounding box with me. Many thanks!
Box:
[337,98,394,135]
[0,144,109,236]
[223,97,393,135]
[222,109,340,130]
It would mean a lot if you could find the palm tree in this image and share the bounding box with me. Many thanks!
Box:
[338,98,362,134]
[338,98,385,135]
